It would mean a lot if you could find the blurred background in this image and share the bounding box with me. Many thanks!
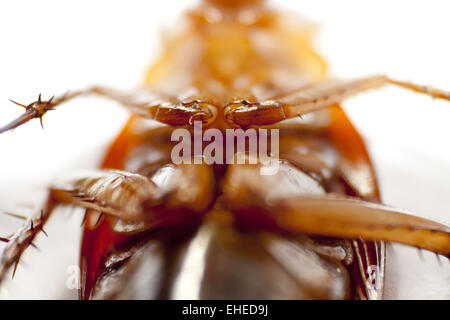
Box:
[0,0,449,299]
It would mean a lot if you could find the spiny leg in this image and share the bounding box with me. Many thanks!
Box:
[0,203,55,286]
[53,164,215,222]
[0,87,218,134]
[223,163,450,257]
[0,170,156,286]
[271,196,449,256]
[0,164,215,287]
[77,162,215,299]
[275,119,386,299]
[224,75,450,126]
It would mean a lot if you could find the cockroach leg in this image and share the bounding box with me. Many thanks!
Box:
[0,164,216,287]
[0,200,55,285]
[0,87,218,134]
[52,164,214,221]
[0,170,157,287]
[267,196,449,257]
[50,170,163,222]
[0,94,55,134]
[224,75,450,126]
[223,163,450,257]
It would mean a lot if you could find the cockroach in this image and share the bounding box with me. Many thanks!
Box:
[0,0,449,300]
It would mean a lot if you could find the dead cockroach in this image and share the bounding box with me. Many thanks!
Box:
[0,0,449,300]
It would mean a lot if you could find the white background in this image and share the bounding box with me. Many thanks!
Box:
[0,0,449,299]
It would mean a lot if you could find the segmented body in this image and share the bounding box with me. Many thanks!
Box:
[1,0,449,300]
[81,1,383,299]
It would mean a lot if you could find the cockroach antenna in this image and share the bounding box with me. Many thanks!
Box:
[0,237,9,243]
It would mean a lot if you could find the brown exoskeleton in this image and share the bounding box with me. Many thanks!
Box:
[0,0,449,300]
